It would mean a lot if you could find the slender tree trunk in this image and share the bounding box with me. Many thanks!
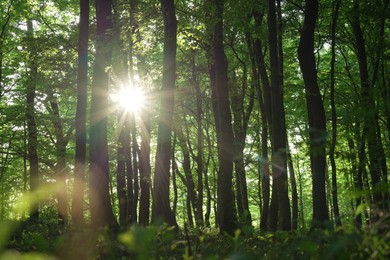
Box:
[267,0,291,231]
[368,3,390,196]
[297,0,329,225]
[252,13,272,231]
[174,156,194,225]
[230,51,254,225]
[204,124,212,227]
[151,0,178,227]
[373,0,390,211]
[348,135,363,229]
[26,20,39,223]
[89,0,118,229]
[172,135,178,215]
[122,0,141,224]
[72,0,89,226]
[191,50,204,226]
[23,127,28,219]
[212,0,237,235]
[268,183,279,231]
[125,121,134,224]
[287,150,298,230]
[329,0,342,227]
[139,110,151,225]
[186,194,194,227]
[254,10,279,231]
[47,94,70,224]
[0,134,14,220]
[0,1,12,100]
[177,125,198,225]
[130,113,139,223]
[260,125,270,231]
[276,0,284,84]
[351,0,386,214]
[253,12,273,129]
[276,0,299,230]
[296,158,306,230]
[117,116,128,227]
[247,31,270,231]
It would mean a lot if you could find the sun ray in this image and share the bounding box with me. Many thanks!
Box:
[112,86,145,113]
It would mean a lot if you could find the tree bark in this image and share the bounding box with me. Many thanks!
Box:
[251,12,272,231]
[212,0,237,235]
[89,0,118,229]
[348,134,363,229]
[139,110,151,225]
[26,20,39,223]
[329,0,342,227]
[230,47,254,225]
[172,135,178,216]
[72,0,89,226]
[191,50,204,226]
[351,0,386,213]
[0,1,12,100]
[151,0,178,228]
[267,0,291,231]
[125,120,134,224]
[176,124,198,226]
[204,124,213,227]
[287,150,298,230]
[298,0,329,225]
[130,113,139,223]
[117,116,128,227]
[46,93,70,224]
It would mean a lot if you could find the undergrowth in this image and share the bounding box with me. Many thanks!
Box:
[0,219,389,259]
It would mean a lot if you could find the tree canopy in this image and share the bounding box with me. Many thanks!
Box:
[0,0,389,258]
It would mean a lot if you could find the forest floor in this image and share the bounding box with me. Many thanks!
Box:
[1,219,389,259]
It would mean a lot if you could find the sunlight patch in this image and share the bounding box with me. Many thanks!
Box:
[112,87,145,113]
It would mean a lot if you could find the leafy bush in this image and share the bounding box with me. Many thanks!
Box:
[1,218,389,259]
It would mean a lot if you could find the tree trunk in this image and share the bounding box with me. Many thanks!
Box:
[204,124,212,227]
[350,0,386,214]
[287,150,298,230]
[130,113,139,223]
[348,135,363,229]
[191,50,204,226]
[117,116,128,227]
[89,0,118,229]
[329,0,342,227]
[252,12,272,231]
[176,125,198,226]
[139,110,151,225]
[212,0,237,235]
[297,0,329,225]
[230,50,254,225]
[0,6,9,99]
[267,0,291,231]
[0,1,12,100]
[125,120,134,224]
[246,31,270,231]
[47,93,70,224]
[26,20,39,223]
[296,159,306,230]
[151,0,178,228]
[276,0,299,230]
[72,0,89,226]
[260,124,270,231]
[253,12,273,129]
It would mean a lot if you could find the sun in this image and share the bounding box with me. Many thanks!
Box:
[113,86,145,113]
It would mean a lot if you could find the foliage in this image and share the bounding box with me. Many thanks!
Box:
[0,0,390,258]
[1,219,390,259]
